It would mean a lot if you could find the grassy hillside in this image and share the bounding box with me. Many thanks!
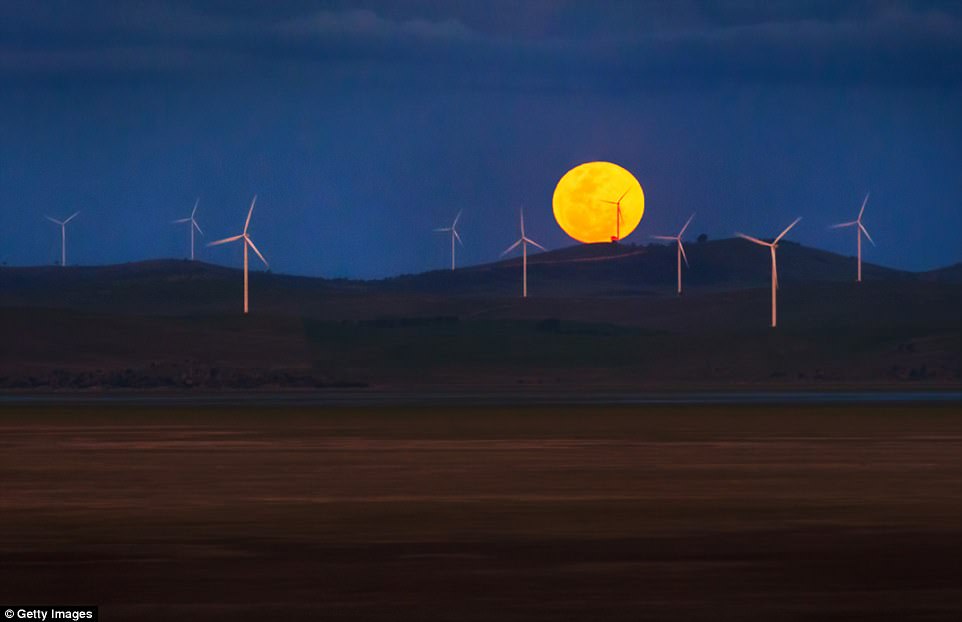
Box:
[0,238,924,311]
[381,238,913,296]
[0,242,958,390]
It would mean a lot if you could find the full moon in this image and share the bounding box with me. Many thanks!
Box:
[552,162,645,244]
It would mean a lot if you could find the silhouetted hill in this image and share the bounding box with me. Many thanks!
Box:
[919,263,962,284]
[0,240,934,307]
[0,259,352,315]
[379,238,912,296]
[1,243,958,391]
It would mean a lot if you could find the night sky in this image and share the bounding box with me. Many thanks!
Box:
[1,1,960,278]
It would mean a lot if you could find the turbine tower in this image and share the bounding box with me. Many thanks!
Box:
[208,196,268,314]
[433,210,463,270]
[173,199,204,260]
[501,208,545,298]
[651,214,694,295]
[830,193,874,283]
[600,187,630,242]
[736,217,801,328]
[44,212,80,267]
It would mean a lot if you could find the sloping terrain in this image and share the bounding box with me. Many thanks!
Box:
[0,238,920,311]
[0,242,959,390]
[380,239,911,296]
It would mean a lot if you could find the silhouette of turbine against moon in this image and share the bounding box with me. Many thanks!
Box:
[552,162,645,244]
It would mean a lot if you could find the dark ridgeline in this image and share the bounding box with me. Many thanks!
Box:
[0,239,959,390]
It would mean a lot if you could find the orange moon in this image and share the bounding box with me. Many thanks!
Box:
[552,162,645,243]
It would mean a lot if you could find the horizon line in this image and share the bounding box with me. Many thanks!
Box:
[1,237,958,282]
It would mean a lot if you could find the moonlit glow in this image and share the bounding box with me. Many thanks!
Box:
[552,162,645,244]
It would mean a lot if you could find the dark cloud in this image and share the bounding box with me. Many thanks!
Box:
[1,1,959,87]
[277,9,473,40]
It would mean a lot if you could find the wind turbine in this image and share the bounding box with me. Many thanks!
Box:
[501,208,545,298]
[830,193,874,283]
[736,217,801,328]
[173,198,204,260]
[433,210,463,270]
[44,212,80,267]
[208,196,268,315]
[651,213,694,295]
[600,187,630,242]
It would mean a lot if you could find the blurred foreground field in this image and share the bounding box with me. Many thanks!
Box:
[1,403,960,620]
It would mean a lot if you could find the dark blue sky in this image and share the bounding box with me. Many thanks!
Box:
[1,1,960,278]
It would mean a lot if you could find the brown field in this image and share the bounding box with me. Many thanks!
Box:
[1,402,960,621]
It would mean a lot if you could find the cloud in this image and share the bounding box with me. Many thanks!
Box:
[0,2,959,87]
[278,9,474,41]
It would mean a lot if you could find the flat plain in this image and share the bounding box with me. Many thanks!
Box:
[1,401,960,620]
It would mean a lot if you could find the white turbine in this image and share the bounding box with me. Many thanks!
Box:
[44,212,80,267]
[830,193,875,283]
[501,208,546,298]
[736,217,802,328]
[652,213,695,295]
[600,187,631,242]
[173,198,204,260]
[433,210,463,270]
[208,196,268,315]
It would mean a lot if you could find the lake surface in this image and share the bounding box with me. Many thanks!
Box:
[1,402,959,621]
[2,389,960,406]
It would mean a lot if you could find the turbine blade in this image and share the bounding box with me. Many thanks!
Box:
[244,195,257,233]
[830,221,857,229]
[519,208,525,237]
[192,198,199,218]
[678,213,694,237]
[173,217,192,224]
[617,187,630,203]
[858,192,869,221]
[63,211,80,224]
[246,237,269,267]
[651,235,677,241]
[433,227,451,232]
[193,220,204,235]
[208,234,244,247]
[678,240,689,267]
[45,216,63,225]
[736,233,771,247]
[453,229,464,246]
[859,223,875,246]
[453,209,462,228]
[524,237,546,251]
[501,239,522,257]
[774,217,802,243]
